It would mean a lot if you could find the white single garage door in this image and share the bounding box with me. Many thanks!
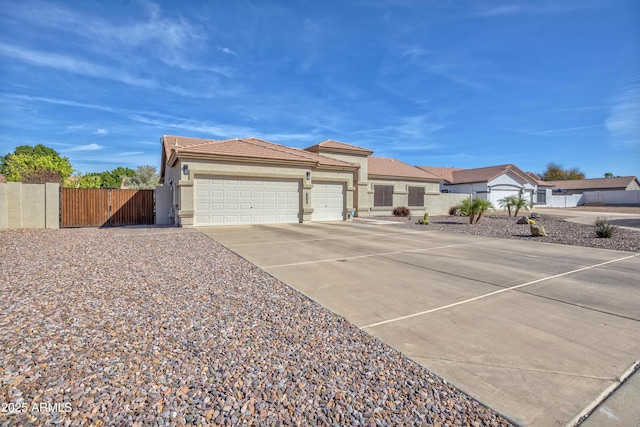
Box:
[195,177,300,226]
[312,182,344,221]
[490,189,521,207]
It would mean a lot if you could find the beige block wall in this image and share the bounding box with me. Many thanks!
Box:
[0,184,7,229]
[425,193,470,215]
[0,182,60,229]
[367,179,440,216]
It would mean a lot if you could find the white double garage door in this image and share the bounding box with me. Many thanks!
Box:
[195,177,344,226]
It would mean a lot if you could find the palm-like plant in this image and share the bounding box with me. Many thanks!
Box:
[498,195,517,217]
[513,195,533,217]
[459,197,475,224]
[460,197,494,224]
[473,199,494,223]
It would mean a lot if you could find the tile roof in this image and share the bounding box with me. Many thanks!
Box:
[305,140,373,154]
[162,136,358,169]
[415,166,463,183]
[545,176,639,190]
[369,157,439,180]
[418,164,537,185]
[525,172,552,186]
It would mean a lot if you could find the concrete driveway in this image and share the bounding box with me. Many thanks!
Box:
[199,222,640,427]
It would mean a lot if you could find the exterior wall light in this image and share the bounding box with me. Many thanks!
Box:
[182,164,189,176]
[306,171,311,181]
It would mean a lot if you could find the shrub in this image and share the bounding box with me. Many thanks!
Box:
[594,217,616,238]
[393,206,411,217]
[449,206,462,216]
[418,213,429,225]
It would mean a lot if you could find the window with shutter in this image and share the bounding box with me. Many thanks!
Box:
[374,185,393,206]
[408,186,424,206]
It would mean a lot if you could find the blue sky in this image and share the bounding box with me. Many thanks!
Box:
[1,0,638,178]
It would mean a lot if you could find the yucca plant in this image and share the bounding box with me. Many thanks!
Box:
[594,217,616,238]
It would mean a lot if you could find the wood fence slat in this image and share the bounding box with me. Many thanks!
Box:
[61,188,154,227]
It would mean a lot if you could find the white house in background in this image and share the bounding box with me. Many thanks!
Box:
[545,176,640,194]
[417,164,553,208]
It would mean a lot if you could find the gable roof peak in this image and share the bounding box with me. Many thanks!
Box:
[305,139,373,155]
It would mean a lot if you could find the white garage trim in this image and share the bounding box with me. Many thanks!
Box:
[311,182,344,221]
[195,177,300,226]
[489,189,521,207]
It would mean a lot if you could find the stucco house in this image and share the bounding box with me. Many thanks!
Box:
[546,176,640,194]
[417,164,553,208]
[159,136,444,227]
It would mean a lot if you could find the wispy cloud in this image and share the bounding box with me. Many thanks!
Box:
[216,45,237,56]
[474,0,609,17]
[93,128,109,135]
[3,93,117,113]
[0,43,156,88]
[352,115,445,154]
[514,124,603,136]
[129,114,318,143]
[3,0,216,72]
[64,143,103,152]
[605,81,640,150]
[129,114,253,138]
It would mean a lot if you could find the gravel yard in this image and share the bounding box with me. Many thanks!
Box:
[373,214,640,253]
[0,228,512,427]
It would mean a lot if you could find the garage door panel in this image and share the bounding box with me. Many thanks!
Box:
[195,177,300,226]
[312,182,344,222]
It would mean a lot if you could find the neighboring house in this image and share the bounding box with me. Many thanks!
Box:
[0,174,6,183]
[545,176,640,194]
[159,136,443,227]
[417,164,552,207]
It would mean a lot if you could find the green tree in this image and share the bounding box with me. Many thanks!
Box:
[0,144,61,174]
[541,162,585,181]
[65,173,102,188]
[97,167,135,188]
[1,151,73,183]
[604,172,614,178]
[125,165,159,189]
[498,195,517,217]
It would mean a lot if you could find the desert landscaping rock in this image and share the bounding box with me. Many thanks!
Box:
[0,228,513,426]
[377,214,640,252]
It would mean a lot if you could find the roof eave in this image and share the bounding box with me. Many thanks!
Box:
[171,152,318,168]
[369,173,439,183]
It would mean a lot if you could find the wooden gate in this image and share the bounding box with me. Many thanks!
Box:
[61,188,154,227]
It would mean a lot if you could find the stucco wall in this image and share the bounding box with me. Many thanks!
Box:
[425,193,471,215]
[0,182,59,229]
[367,178,440,217]
[443,182,489,197]
[547,194,584,208]
[584,190,640,206]
[155,185,173,225]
